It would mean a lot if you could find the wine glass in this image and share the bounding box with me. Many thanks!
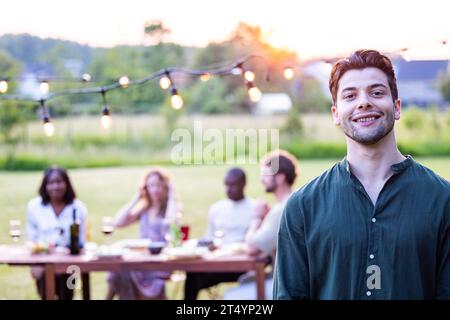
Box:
[9,220,22,254]
[9,220,22,243]
[101,216,114,245]
[161,218,173,245]
[213,229,225,248]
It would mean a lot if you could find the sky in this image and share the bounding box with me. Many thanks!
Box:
[1,0,449,60]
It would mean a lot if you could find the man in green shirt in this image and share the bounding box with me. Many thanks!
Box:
[274,49,450,299]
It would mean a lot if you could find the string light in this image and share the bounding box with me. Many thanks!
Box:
[159,74,171,89]
[283,67,294,80]
[244,70,255,82]
[100,90,112,129]
[43,116,55,136]
[0,79,8,94]
[246,81,262,102]
[118,76,130,88]
[231,66,243,75]
[39,100,54,137]
[200,73,211,82]
[0,54,269,117]
[170,87,184,110]
[81,73,92,82]
[40,80,49,94]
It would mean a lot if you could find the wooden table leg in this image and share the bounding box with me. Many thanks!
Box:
[44,264,56,300]
[255,262,266,300]
[81,273,90,300]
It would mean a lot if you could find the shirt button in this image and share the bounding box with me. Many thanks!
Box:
[369,254,375,259]
[366,291,372,296]
[372,218,376,223]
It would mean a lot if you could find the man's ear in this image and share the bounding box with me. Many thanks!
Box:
[394,99,401,120]
[331,104,340,126]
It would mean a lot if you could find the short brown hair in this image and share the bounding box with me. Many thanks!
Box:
[262,150,298,186]
[329,49,398,104]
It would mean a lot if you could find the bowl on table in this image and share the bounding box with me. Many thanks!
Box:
[148,241,166,255]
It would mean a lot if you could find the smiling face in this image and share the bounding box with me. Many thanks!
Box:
[331,67,401,145]
[45,171,67,202]
[145,173,167,203]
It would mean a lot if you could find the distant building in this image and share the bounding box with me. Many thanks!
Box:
[394,58,450,107]
[253,93,292,115]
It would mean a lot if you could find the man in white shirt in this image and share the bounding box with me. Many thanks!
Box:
[184,167,254,300]
[223,150,298,300]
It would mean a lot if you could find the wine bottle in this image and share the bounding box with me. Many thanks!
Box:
[70,208,80,255]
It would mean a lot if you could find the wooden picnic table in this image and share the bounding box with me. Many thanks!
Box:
[0,245,269,300]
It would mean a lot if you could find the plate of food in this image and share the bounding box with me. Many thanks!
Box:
[28,241,50,255]
[94,245,123,259]
[165,246,208,260]
[114,239,151,250]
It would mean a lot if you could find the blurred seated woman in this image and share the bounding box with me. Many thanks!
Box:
[26,166,88,300]
[106,169,182,300]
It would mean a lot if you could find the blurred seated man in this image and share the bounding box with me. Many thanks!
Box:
[184,167,254,300]
[223,151,298,300]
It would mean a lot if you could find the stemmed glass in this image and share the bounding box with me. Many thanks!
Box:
[213,229,225,248]
[9,220,22,254]
[161,218,173,245]
[101,216,114,245]
[9,220,21,243]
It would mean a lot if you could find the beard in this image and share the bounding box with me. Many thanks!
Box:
[341,109,395,145]
[264,176,277,193]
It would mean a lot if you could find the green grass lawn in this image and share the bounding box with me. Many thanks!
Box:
[0,157,449,299]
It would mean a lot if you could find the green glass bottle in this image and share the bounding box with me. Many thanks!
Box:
[70,208,80,255]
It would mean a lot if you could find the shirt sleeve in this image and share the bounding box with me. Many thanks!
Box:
[248,204,283,256]
[436,199,450,299]
[273,193,310,300]
[26,199,40,242]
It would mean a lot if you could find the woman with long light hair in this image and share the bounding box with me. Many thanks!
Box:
[106,168,182,299]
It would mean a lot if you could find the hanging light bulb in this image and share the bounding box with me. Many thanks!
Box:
[40,80,49,94]
[159,76,171,89]
[101,107,112,129]
[43,116,55,137]
[0,79,8,93]
[100,90,112,129]
[170,88,184,110]
[283,67,294,80]
[200,73,211,82]
[231,67,243,75]
[118,76,130,88]
[81,73,92,82]
[246,81,262,102]
[244,70,255,82]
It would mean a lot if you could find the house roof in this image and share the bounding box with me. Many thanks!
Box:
[394,59,449,81]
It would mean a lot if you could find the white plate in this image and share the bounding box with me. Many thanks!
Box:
[165,247,208,260]
[113,239,151,249]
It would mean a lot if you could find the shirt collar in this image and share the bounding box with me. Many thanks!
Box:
[339,154,414,176]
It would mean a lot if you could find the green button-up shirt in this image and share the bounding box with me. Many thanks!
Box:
[274,156,450,299]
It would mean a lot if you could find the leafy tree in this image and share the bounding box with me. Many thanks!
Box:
[189,77,232,114]
[297,77,331,113]
[0,49,31,143]
[282,106,304,137]
[144,20,171,45]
